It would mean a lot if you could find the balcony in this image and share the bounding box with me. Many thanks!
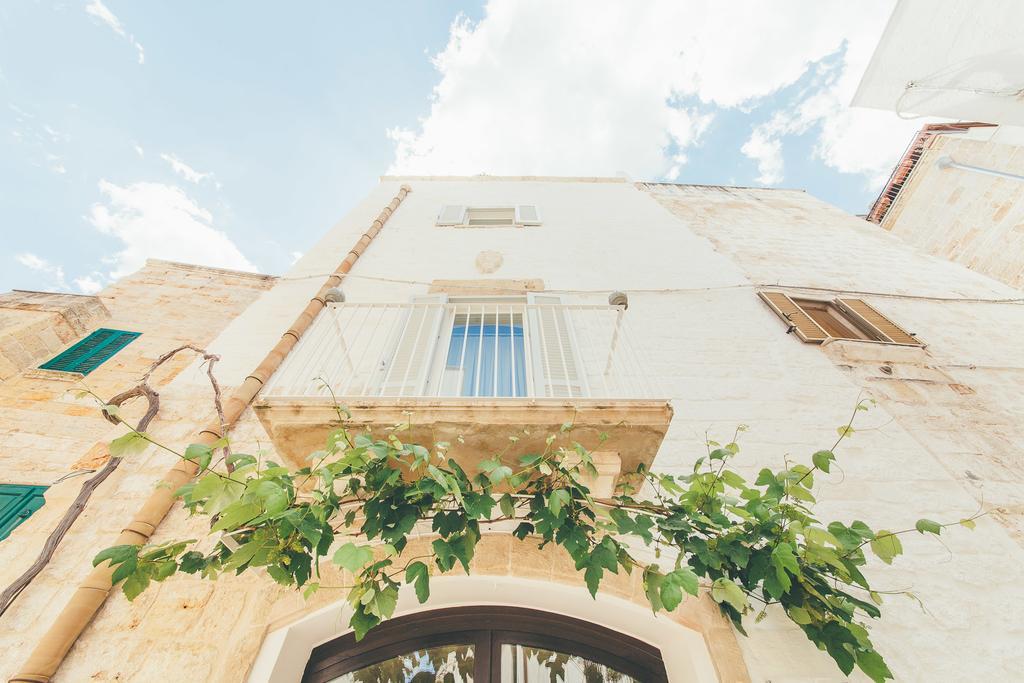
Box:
[255,299,672,490]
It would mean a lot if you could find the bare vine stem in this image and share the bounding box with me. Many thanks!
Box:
[0,344,225,617]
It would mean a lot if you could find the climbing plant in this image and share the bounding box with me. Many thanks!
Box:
[95,399,978,683]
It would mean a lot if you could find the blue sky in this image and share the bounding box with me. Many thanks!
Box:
[1,1,923,294]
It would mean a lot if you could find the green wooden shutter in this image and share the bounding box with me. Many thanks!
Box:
[39,328,140,375]
[0,484,47,541]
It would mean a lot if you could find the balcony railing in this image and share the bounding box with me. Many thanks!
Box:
[262,301,656,400]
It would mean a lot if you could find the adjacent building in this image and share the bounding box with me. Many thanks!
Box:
[1,175,1022,681]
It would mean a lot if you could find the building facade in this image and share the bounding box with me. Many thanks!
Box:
[1,178,1023,681]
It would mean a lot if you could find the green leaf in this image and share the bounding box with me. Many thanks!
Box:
[787,606,812,624]
[659,576,683,611]
[109,431,150,458]
[710,578,748,613]
[222,540,262,571]
[185,443,213,471]
[915,518,942,535]
[667,567,700,597]
[643,568,665,613]
[405,561,430,603]
[178,551,205,574]
[547,489,571,517]
[855,650,894,683]
[110,555,138,584]
[122,572,150,601]
[350,605,380,641]
[210,502,261,532]
[584,562,603,598]
[498,493,516,518]
[333,543,375,573]
[836,425,855,438]
[870,531,903,565]
[93,545,137,567]
[959,518,976,530]
[811,450,835,473]
[488,465,513,485]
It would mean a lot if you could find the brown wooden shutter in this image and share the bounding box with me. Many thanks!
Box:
[758,291,829,343]
[836,299,921,346]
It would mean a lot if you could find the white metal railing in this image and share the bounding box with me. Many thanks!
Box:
[262,301,656,400]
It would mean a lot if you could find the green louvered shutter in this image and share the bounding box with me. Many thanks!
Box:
[0,484,47,541]
[39,328,140,375]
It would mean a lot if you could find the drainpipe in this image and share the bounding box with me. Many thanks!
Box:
[10,184,412,683]
[936,155,1024,183]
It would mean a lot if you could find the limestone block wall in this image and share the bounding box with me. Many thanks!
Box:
[0,291,109,381]
[881,133,1024,289]
[0,261,275,680]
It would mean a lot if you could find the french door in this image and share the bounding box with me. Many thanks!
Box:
[303,606,668,683]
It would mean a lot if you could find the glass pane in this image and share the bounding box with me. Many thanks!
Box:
[500,644,638,683]
[330,644,474,683]
[446,313,526,397]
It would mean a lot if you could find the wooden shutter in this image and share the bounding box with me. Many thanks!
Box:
[39,329,140,375]
[377,295,448,396]
[758,292,828,343]
[515,205,541,225]
[0,484,47,541]
[436,205,467,226]
[527,294,587,397]
[836,299,922,346]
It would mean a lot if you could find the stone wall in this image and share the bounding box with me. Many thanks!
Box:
[881,132,1024,289]
[0,261,275,680]
[0,291,109,381]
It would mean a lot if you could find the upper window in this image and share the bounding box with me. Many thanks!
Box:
[436,205,541,228]
[0,484,47,541]
[302,606,668,683]
[39,328,141,375]
[759,292,922,346]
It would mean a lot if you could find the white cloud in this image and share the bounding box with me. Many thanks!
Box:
[85,0,145,64]
[739,13,941,187]
[16,253,68,291]
[741,127,785,185]
[46,153,67,175]
[389,0,917,187]
[87,180,257,278]
[289,251,303,265]
[159,153,213,184]
[73,275,104,295]
[133,142,145,157]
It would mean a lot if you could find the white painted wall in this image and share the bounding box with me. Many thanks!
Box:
[852,0,1024,124]
[195,177,1024,681]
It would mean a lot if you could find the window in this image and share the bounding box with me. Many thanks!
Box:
[435,205,541,227]
[302,606,668,683]
[375,295,585,398]
[445,311,527,397]
[759,292,922,346]
[39,328,141,375]
[0,484,47,541]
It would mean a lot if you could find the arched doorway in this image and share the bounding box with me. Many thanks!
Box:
[302,606,668,682]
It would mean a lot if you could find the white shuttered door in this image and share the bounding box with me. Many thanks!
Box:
[377,295,448,396]
[527,294,586,398]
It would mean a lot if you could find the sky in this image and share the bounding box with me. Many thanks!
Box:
[1,1,930,295]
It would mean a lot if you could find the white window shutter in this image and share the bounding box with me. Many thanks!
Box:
[377,295,448,396]
[527,294,586,397]
[436,205,467,226]
[515,205,541,225]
